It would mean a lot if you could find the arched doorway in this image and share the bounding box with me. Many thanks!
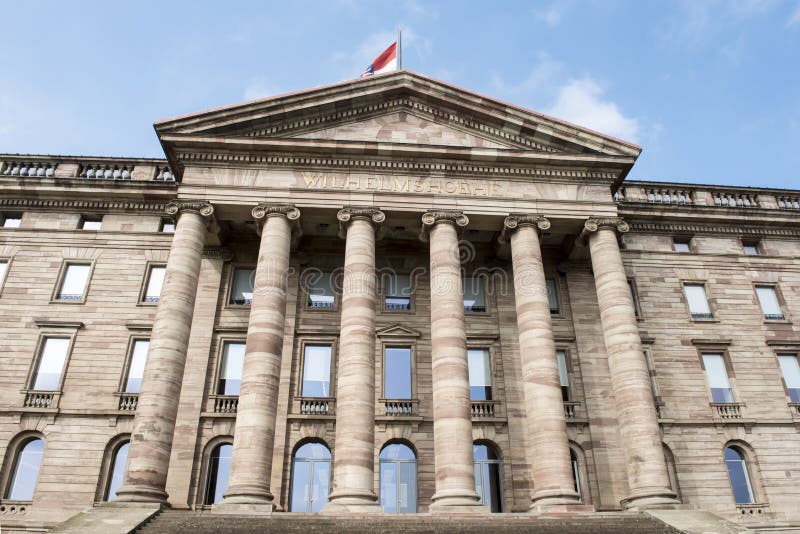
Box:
[379,442,417,513]
[289,442,331,512]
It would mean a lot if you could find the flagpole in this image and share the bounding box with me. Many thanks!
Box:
[397,28,403,70]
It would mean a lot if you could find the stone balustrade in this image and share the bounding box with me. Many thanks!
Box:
[789,403,800,418]
[0,160,56,177]
[118,393,139,412]
[618,181,800,211]
[23,391,55,409]
[0,155,175,182]
[382,399,416,416]
[643,187,693,205]
[563,401,580,419]
[298,397,334,415]
[713,191,759,208]
[212,395,239,414]
[777,195,800,209]
[711,402,744,419]
[470,400,497,418]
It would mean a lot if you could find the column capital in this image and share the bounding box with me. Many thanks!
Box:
[419,210,469,242]
[165,200,214,219]
[579,216,629,243]
[499,214,550,244]
[336,206,386,239]
[251,203,302,241]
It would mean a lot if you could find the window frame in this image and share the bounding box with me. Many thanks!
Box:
[627,277,643,320]
[681,281,716,321]
[775,352,800,405]
[94,434,131,503]
[463,274,489,315]
[381,343,416,401]
[555,347,574,402]
[295,337,338,400]
[466,338,500,408]
[741,239,761,256]
[138,262,167,306]
[545,276,562,316]
[0,432,45,503]
[116,336,151,396]
[753,282,788,323]
[50,260,95,304]
[159,218,176,233]
[672,236,693,253]
[723,443,760,506]
[697,347,738,405]
[225,264,256,308]
[24,332,78,398]
[79,216,103,231]
[381,272,415,313]
[1,213,23,229]
[302,269,340,312]
[195,435,235,508]
[211,336,247,399]
[0,256,12,298]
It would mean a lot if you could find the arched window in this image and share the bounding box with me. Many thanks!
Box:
[5,438,44,501]
[289,442,331,512]
[725,446,755,504]
[104,441,129,501]
[204,443,233,505]
[473,443,503,512]
[663,444,682,502]
[570,448,581,496]
[379,443,417,513]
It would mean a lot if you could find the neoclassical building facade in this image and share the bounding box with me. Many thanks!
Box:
[0,71,798,532]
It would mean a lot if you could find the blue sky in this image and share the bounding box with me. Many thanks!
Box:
[1,0,799,188]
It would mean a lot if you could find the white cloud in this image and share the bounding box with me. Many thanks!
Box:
[544,77,639,141]
[243,78,282,101]
[788,3,800,27]
[533,0,571,27]
[490,52,565,102]
[658,0,780,48]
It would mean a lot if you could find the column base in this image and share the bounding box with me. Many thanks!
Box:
[529,488,591,513]
[323,490,382,513]
[214,501,275,515]
[621,488,680,510]
[217,484,275,513]
[114,484,169,504]
[429,490,488,514]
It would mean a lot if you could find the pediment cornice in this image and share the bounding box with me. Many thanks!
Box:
[376,324,421,338]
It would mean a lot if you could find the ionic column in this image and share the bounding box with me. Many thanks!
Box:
[421,211,485,513]
[501,215,583,511]
[116,200,214,503]
[324,207,385,512]
[583,217,677,509]
[218,204,300,512]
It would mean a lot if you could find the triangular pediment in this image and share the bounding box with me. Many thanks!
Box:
[376,324,421,338]
[155,70,641,158]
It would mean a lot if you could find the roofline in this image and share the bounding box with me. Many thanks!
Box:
[624,179,800,196]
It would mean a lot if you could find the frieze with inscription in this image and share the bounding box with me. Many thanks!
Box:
[301,172,502,197]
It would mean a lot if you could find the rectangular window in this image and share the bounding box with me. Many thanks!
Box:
[673,238,691,252]
[742,241,760,255]
[2,215,21,228]
[0,260,8,287]
[467,349,492,401]
[684,283,712,319]
[755,285,784,321]
[628,279,640,318]
[143,266,166,303]
[307,272,335,308]
[546,278,559,314]
[385,274,411,311]
[778,354,800,403]
[556,350,571,401]
[33,337,70,391]
[56,263,91,301]
[702,353,734,403]
[384,347,412,399]
[302,344,332,397]
[159,219,175,233]
[463,276,486,312]
[218,341,245,395]
[124,340,149,393]
[80,217,102,230]
[229,268,254,305]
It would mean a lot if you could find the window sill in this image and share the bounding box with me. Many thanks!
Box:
[691,318,719,323]
[137,301,159,307]
[223,303,252,311]
[50,298,87,305]
[763,319,791,325]
[304,305,338,313]
[0,500,32,516]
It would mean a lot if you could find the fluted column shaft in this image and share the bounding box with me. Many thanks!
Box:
[585,218,677,508]
[504,216,582,510]
[325,208,385,512]
[220,205,299,511]
[423,212,484,512]
[116,201,213,503]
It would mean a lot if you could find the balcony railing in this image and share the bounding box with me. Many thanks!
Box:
[299,397,334,415]
[777,196,800,209]
[382,399,416,416]
[711,402,744,420]
[644,187,693,205]
[1,161,55,177]
[23,391,55,409]
[789,403,800,418]
[0,155,175,182]
[118,393,139,412]
[470,400,498,418]
[563,401,580,419]
[213,395,238,414]
[713,192,759,208]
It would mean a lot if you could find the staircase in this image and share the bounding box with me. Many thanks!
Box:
[136,510,683,533]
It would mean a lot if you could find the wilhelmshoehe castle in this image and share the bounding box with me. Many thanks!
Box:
[1,71,798,533]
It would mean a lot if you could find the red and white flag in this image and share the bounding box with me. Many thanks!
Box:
[361,42,398,77]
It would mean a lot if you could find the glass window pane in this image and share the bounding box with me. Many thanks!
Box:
[33,338,70,390]
[82,219,102,230]
[756,286,783,318]
[703,354,734,403]
[218,342,245,395]
[725,448,754,504]
[105,442,129,501]
[0,260,7,285]
[58,264,90,300]
[7,439,44,500]
[487,463,503,512]
[398,461,417,513]
[144,267,165,302]
[290,459,311,512]
[387,274,411,297]
[230,268,254,305]
[743,244,759,255]
[674,240,690,252]
[205,443,233,505]
[628,280,639,316]
[125,340,149,393]
[3,217,21,228]
[384,347,412,399]
[468,349,492,401]
[463,277,485,312]
[778,355,800,403]
[380,443,415,461]
[160,220,175,233]
[308,272,335,308]
[556,350,571,401]
[546,278,559,313]
[380,461,398,513]
[684,284,711,316]
[302,345,332,397]
[309,460,330,512]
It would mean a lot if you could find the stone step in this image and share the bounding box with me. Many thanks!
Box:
[135,510,683,534]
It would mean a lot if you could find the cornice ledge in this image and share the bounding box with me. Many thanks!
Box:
[336,207,386,239]
[691,338,733,346]
[419,210,469,241]
[34,319,84,329]
[0,197,168,213]
[498,214,550,244]
[626,221,800,237]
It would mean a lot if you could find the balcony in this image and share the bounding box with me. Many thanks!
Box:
[23,391,55,409]
[470,400,498,418]
[212,395,238,414]
[382,399,416,416]
[711,402,744,420]
[563,401,580,419]
[298,397,334,416]
[117,393,139,412]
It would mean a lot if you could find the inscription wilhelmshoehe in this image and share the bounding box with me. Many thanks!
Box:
[301,172,503,196]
